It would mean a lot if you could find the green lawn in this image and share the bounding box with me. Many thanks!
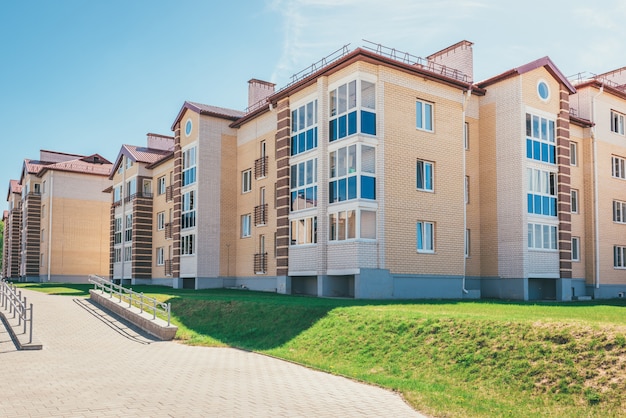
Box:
[17,283,626,417]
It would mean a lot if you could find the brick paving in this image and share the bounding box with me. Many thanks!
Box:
[0,289,426,417]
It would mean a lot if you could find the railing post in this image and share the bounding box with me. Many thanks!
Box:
[167,304,171,326]
[140,293,144,314]
[23,297,27,334]
[153,299,156,320]
[29,303,33,344]
[129,288,132,308]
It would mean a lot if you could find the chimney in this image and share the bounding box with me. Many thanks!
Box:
[248,79,276,110]
[426,40,474,83]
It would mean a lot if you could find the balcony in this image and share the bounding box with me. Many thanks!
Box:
[255,156,268,179]
[164,223,172,239]
[164,259,173,276]
[123,191,153,204]
[254,204,268,226]
[254,253,267,274]
[166,185,174,202]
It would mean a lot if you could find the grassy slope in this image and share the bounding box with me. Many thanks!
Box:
[17,284,626,417]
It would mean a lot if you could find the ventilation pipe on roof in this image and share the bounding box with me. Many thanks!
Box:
[592,84,604,291]
[461,87,472,295]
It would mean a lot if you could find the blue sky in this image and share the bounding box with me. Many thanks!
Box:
[2,0,626,211]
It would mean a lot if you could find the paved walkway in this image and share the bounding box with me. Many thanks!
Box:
[0,289,426,417]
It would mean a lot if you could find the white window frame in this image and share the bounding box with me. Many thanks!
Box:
[181,234,195,256]
[242,169,252,194]
[611,110,625,135]
[527,223,558,251]
[124,246,132,262]
[614,245,626,268]
[613,200,626,223]
[157,212,165,230]
[571,189,578,214]
[290,158,317,211]
[156,247,164,266]
[290,216,317,245]
[570,142,577,166]
[612,156,626,179]
[157,176,166,195]
[416,159,434,192]
[182,146,197,187]
[571,237,580,262]
[416,221,434,253]
[416,99,434,132]
[181,190,196,230]
[241,214,251,238]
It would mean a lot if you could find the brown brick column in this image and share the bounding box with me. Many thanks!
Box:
[172,122,182,279]
[275,99,291,276]
[557,87,572,279]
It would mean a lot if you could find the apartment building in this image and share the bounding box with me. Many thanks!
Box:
[99,40,626,301]
[2,180,22,279]
[109,134,175,285]
[2,150,112,282]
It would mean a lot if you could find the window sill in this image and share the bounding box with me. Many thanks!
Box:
[416,250,435,254]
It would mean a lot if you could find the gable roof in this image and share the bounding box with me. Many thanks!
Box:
[6,179,22,202]
[110,144,173,179]
[37,154,112,177]
[170,101,245,131]
[476,56,576,93]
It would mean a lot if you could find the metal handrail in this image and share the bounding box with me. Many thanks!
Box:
[88,275,171,326]
[0,279,34,343]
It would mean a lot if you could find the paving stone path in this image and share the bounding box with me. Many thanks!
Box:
[0,289,426,417]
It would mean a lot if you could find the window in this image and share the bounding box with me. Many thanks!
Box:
[537,81,550,101]
[614,246,626,268]
[612,156,626,179]
[242,169,252,193]
[182,146,197,186]
[41,253,44,267]
[329,79,376,141]
[526,113,556,164]
[157,176,166,195]
[181,191,196,229]
[527,223,558,250]
[416,221,434,253]
[156,247,164,266]
[291,100,318,155]
[570,142,577,166]
[181,234,195,255]
[126,157,133,169]
[41,229,44,242]
[329,144,376,203]
[124,246,132,262]
[328,210,376,241]
[465,229,470,257]
[416,160,433,192]
[126,178,137,198]
[124,214,132,242]
[157,212,165,230]
[114,217,122,244]
[114,248,121,263]
[613,200,626,223]
[241,214,251,238]
[527,168,557,216]
[290,158,317,211]
[290,216,317,245]
[571,189,578,214]
[611,110,625,135]
[114,185,122,203]
[416,99,433,132]
[572,237,580,262]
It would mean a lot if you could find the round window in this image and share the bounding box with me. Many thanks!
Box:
[185,119,193,137]
[537,81,550,101]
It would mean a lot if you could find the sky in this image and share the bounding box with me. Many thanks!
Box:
[2,0,626,212]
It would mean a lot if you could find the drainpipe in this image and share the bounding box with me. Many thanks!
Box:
[462,87,472,295]
[47,171,53,281]
[591,85,604,290]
